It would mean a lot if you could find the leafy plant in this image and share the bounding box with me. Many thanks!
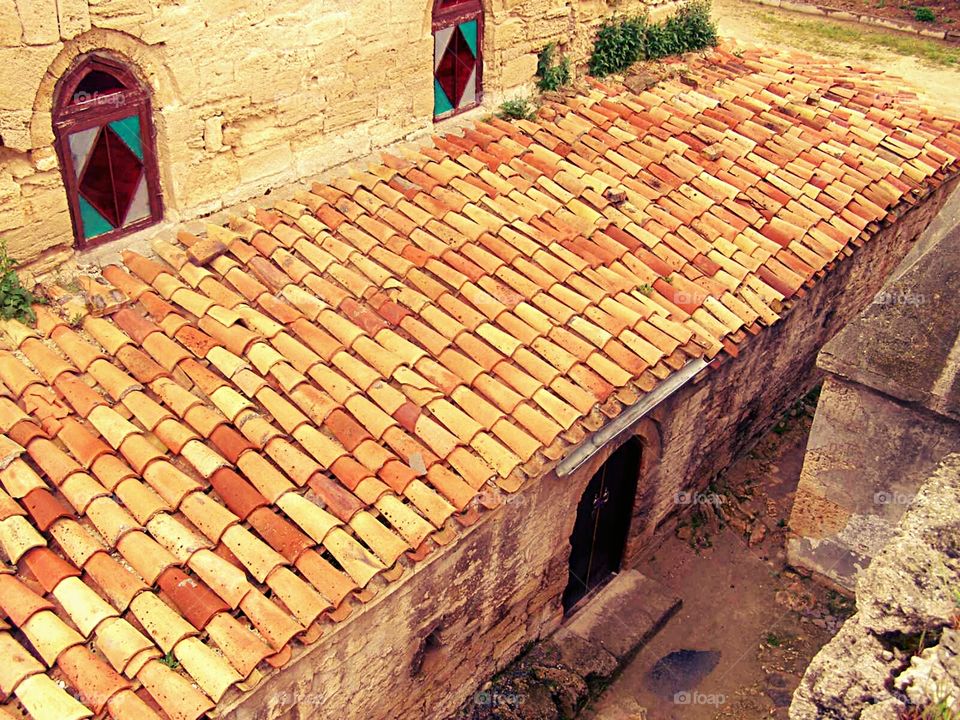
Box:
[160,651,179,669]
[498,97,537,120]
[914,6,936,22]
[765,632,783,647]
[639,283,654,296]
[0,240,43,325]
[589,14,648,76]
[588,0,719,77]
[536,43,571,91]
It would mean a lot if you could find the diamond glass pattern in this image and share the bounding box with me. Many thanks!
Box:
[72,114,145,239]
[434,19,479,116]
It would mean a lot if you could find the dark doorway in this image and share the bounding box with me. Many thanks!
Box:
[563,439,641,613]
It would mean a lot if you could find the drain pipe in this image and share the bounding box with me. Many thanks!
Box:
[555,357,710,478]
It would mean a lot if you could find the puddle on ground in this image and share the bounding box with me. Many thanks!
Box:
[644,649,721,699]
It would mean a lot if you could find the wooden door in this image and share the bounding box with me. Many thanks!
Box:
[563,439,641,613]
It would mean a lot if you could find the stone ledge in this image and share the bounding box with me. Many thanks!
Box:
[559,570,681,662]
[789,453,960,719]
[818,215,960,421]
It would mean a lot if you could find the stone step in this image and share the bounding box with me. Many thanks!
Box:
[556,569,682,664]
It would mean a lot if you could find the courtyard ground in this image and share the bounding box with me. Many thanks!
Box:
[582,390,859,720]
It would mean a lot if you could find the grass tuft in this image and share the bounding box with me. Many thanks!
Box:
[497,97,537,120]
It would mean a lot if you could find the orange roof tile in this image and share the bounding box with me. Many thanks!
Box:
[0,47,958,719]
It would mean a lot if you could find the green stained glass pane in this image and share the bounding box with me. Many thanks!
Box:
[459,19,477,57]
[79,196,114,238]
[434,78,454,116]
[108,115,143,160]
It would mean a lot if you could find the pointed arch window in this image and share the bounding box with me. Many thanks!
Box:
[53,55,163,249]
[433,0,483,119]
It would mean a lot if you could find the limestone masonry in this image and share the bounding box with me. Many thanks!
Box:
[0,0,660,267]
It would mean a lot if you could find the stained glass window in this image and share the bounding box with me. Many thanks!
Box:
[53,56,162,248]
[433,0,482,119]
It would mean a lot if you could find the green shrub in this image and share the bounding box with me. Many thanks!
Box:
[498,96,537,120]
[589,14,648,77]
[536,43,572,91]
[914,6,936,21]
[0,240,42,325]
[588,0,719,77]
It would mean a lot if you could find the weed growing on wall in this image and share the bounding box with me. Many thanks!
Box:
[0,241,43,324]
[536,43,572,91]
[589,0,719,77]
[589,15,647,77]
[498,97,537,120]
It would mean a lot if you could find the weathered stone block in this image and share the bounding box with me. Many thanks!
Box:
[56,0,90,39]
[500,53,538,90]
[15,0,58,43]
[0,45,60,110]
[0,0,24,46]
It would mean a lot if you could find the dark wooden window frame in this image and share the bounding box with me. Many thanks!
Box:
[52,55,163,250]
[432,0,484,122]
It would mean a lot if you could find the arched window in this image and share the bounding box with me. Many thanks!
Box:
[433,0,483,119]
[53,55,162,249]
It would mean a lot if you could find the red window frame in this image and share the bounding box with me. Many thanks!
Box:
[433,0,483,121]
[52,55,163,250]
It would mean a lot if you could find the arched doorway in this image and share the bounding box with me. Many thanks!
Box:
[563,438,642,613]
[432,0,483,119]
[52,54,163,248]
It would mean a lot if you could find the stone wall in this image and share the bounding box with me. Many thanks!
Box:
[0,0,662,268]
[211,154,959,720]
[788,378,960,590]
[790,453,960,720]
[787,210,960,592]
[622,177,960,563]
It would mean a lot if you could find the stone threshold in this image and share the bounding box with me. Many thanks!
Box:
[451,570,680,719]
[747,0,960,41]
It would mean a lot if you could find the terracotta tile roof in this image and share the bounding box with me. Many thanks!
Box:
[1,47,959,718]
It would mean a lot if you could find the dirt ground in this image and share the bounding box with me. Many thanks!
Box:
[583,391,856,720]
[790,0,960,34]
[712,0,960,112]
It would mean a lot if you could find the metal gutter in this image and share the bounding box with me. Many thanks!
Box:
[555,357,710,478]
